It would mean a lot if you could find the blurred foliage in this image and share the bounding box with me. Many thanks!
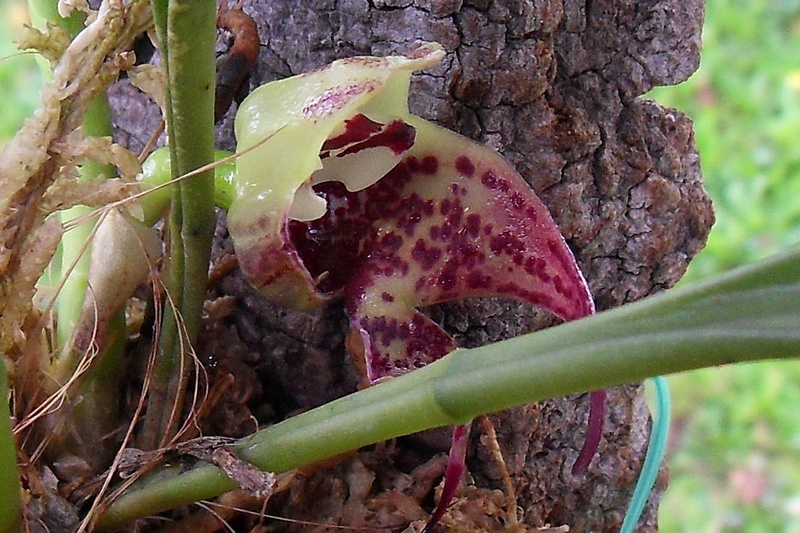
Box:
[649,0,800,531]
[664,364,800,532]
[1,0,799,531]
[0,0,43,149]
[650,0,800,282]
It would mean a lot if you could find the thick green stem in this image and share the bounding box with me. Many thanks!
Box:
[98,246,800,529]
[140,0,216,449]
[0,359,21,533]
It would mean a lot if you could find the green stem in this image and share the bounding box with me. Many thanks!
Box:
[140,0,216,449]
[0,359,21,533]
[54,95,115,379]
[138,149,237,226]
[97,245,800,529]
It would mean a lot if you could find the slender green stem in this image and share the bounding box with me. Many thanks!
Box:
[97,246,800,529]
[140,0,216,449]
[0,359,21,533]
[54,95,116,379]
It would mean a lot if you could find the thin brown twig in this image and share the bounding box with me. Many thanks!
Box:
[479,415,520,527]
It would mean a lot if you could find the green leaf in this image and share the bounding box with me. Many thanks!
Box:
[98,245,800,529]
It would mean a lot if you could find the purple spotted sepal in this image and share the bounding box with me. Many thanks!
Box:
[338,116,595,382]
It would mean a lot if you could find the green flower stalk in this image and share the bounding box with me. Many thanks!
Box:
[138,0,216,450]
[138,148,237,223]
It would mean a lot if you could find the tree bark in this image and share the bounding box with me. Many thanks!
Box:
[111,0,712,530]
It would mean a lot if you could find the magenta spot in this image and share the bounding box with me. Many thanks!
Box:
[466,271,492,290]
[430,225,441,241]
[447,198,464,226]
[321,115,416,158]
[552,275,574,299]
[379,232,402,253]
[510,192,526,210]
[440,222,453,240]
[524,256,551,282]
[526,206,538,220]
[481,170,497,189]
[547,238,574,274]
[455,155,475,177]
[465,214,481,238]
[523,257,538,275]
[437,267,457,292]
[496,281,521,294]
[489,230,525,257]
[483,224,494,236]
[525,290,554,309]
[440,198,452,216]
[381,292,395,302]
[420,156,438,175]
[481,170,510,192]
[398,322,410,340]
[411,239,442,270]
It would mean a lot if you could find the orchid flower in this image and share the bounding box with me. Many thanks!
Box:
[227,43,601,529]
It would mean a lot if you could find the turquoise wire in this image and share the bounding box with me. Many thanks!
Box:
[620,376,671,533]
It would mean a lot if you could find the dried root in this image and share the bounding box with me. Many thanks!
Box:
[0,0,153,358]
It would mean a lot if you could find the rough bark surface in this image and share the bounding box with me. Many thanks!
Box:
[110,0,712,531]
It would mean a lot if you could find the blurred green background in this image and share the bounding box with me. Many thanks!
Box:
[1,0,799,531]
[0,0,42,149]
[649,1,800,531]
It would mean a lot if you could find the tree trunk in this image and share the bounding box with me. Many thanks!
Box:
[110,0,712,530]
